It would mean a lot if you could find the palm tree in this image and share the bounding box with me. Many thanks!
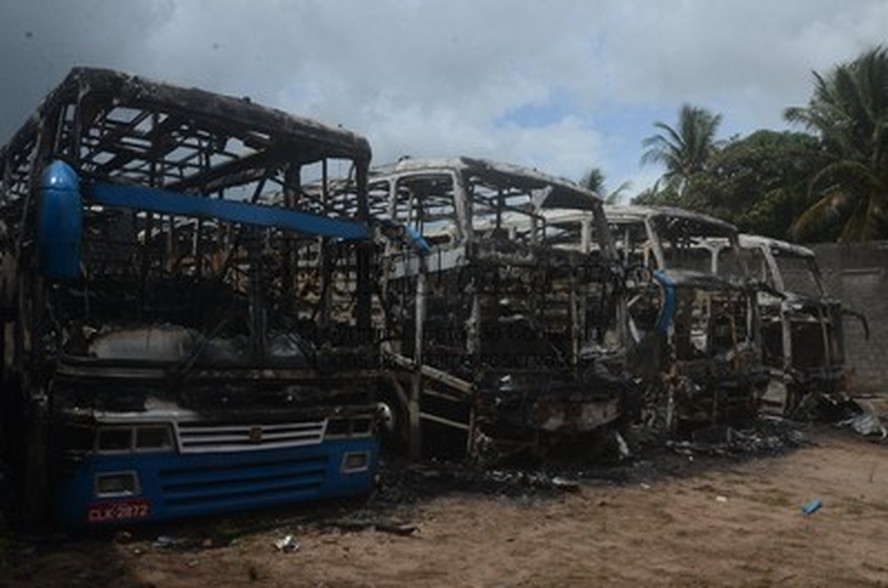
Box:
[785,46,888,241]
[640,104,723,194]
[579,167,630,203]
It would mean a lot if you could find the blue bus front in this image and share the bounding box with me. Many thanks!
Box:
[52,404,379,527]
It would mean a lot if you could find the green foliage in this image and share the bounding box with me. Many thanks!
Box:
[579,166,630,204]
[580,168,606,193]
[632,180,705,209]
[632,46,888,243]
[633,130,824,240]
[640,104,723,194]
[784,45,888,241]
[690,130,824,238]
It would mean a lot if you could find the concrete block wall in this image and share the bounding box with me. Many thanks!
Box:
[811,242,888,394]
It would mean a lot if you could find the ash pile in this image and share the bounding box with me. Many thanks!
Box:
[375,416,810,505]
[663,416,808,457]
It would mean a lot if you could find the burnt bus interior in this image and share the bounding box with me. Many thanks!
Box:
[749,244,842,375]
[596,206,766,432]
[0,69,380,501]
[648,215,754,361]
[728,236,867,416]
[333,158,627,460]
[776,254,844,380]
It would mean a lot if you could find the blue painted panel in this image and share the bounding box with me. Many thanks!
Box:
[89,182,370,241]
[653,270,676,334]
[403,224,430,252]
[52,437,379,527]
[38,161,83,279]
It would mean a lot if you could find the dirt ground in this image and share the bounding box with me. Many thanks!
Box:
[2,427,888,587]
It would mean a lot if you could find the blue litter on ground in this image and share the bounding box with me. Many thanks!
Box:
[801,499,822,515]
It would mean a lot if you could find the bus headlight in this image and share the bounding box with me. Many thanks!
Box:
[340,451,370,473]
[95,471,140,497]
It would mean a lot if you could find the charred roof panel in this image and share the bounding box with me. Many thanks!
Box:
[604,204,738,238]
[738,234,816,259]
[1,67,371,168]
[372,156,603,211]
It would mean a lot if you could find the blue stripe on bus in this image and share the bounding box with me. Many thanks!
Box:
[89,181,371,240]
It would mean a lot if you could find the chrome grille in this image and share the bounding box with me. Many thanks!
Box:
[176,420,327,453]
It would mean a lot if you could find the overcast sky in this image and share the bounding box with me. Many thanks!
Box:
[1,0,885,197]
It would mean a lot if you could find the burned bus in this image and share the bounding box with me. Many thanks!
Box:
[540,205,768,433]
[0,68,381,527]
[351,157,626,461]
[710,234,867,416]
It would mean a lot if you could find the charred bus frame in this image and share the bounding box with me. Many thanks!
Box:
[711,234,867,416]
[357,157,626,461]
[0,68,381,527]
[541,205,768,433]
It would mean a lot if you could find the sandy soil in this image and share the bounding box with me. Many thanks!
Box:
[2,428,888,587]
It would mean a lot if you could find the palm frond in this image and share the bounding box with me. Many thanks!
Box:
[789,189,853,240]
[839,192,875,242]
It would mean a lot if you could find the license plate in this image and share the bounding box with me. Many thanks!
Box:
[86,498,151,524]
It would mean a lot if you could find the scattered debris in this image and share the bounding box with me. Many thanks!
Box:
[665,418,807,457]
[376,462,596,504]
[801,499,822,515]
[614,431,632,461]
[551,477,581,493]
[273,535,300,553]
[327,515,418,536]
[372,416,813,508]
[836,399,888,438]
[153,536,177,549]
[843,412,888,437]
[796,395,888,439]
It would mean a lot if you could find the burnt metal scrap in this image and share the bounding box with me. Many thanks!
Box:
[665,417,808,457]
[330,156,628,461]
[374,416,809,508]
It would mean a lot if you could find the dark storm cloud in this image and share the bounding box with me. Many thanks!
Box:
[0,0,176,141]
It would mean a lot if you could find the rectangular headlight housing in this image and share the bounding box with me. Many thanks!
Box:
[341,451,370,473]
